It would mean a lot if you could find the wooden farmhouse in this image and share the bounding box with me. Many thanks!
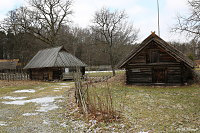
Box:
[24,46,87,80]
[118,33,195,85]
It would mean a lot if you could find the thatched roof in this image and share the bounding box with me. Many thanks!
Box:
[0,60,18,70]
[118,33,195,68]
[24,46,87,69]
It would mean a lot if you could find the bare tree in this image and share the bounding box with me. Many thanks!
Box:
[173,0,200,40]
[1,0,73,46]
[91,7,138,76]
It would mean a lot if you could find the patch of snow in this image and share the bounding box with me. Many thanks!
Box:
[22,113,39,116]
[14,89,36,93]
[43,120,50,125]
[85,70,125,73]
[59,83,69,85]
[176,127,199,132]
[0,121,7,126]
[57,99,63,103]
[89,120,97,125]
[54,88,61,90]
[86,71,113,73]
[60,86,70,88]
[53,88,62,91]
[39,88,45,90]
[60,122,67,128]
[2,100,27,105]
[2,96,63,112]
[36,103,59,112]
[1,96,27,100]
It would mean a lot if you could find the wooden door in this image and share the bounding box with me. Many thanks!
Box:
[153,68,166,83]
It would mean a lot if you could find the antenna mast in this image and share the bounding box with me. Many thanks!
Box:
[157,0,160,36]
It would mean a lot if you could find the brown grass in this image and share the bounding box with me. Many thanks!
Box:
[0,80,45,88]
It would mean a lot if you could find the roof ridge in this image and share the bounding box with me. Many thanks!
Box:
[53,46,63,66]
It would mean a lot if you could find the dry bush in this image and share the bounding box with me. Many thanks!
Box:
[85,82,120,122]
[74,72,121,122]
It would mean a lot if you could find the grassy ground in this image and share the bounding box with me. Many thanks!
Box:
[0,80,89,132]
[0,73,199,132]
[85,73,200,132]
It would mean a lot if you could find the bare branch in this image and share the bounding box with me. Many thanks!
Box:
[172,0,200,40]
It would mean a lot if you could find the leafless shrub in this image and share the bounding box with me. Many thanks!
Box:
[74,73,120,122]
[85,82,120,122]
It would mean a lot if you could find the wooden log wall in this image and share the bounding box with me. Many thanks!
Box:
[30,68,63,80]
[126,66,152,84]
[126,64,190,85]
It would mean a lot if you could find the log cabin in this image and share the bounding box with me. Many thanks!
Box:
[24,46,87,80]
[118,32,195,85]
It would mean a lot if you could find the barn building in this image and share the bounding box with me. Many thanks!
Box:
[118,33,195,85]
[24,46,87,80]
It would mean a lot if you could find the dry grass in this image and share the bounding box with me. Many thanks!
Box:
[85,83,121,123]
[0,74,199,132]
[0,80,44,88]
[85,73,200,132]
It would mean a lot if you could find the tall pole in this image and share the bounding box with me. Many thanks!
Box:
[157,0,160,36]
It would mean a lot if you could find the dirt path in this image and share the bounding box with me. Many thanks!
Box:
[0,82,89,133]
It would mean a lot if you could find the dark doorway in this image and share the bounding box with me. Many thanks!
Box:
[153,68,166,83]
[53,69,62,80]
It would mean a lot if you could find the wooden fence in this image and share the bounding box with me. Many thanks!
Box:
[0,69,30,81]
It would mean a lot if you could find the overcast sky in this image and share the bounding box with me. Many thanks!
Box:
[0,0,190,43]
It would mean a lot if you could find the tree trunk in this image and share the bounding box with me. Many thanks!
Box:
[108,46,116,76]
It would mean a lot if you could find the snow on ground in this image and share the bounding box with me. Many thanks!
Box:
[61,86,71,88]
[85,70,125,73]
[22,113,39,116]
[39,88,45,91]
[2,96,63,112]
[43,120,50,125]
[53,87,64,92]
[57,83,72,88]
[54,88,61,90]
[1,96,27,100]
[14,89,36,93]
[59,83,70,85]
[85,71,113,73]
[176,127,199,132]
[0,121,7,126]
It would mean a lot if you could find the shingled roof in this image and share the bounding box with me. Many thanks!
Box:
[118,33,195,68]
[24,46,87,69]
